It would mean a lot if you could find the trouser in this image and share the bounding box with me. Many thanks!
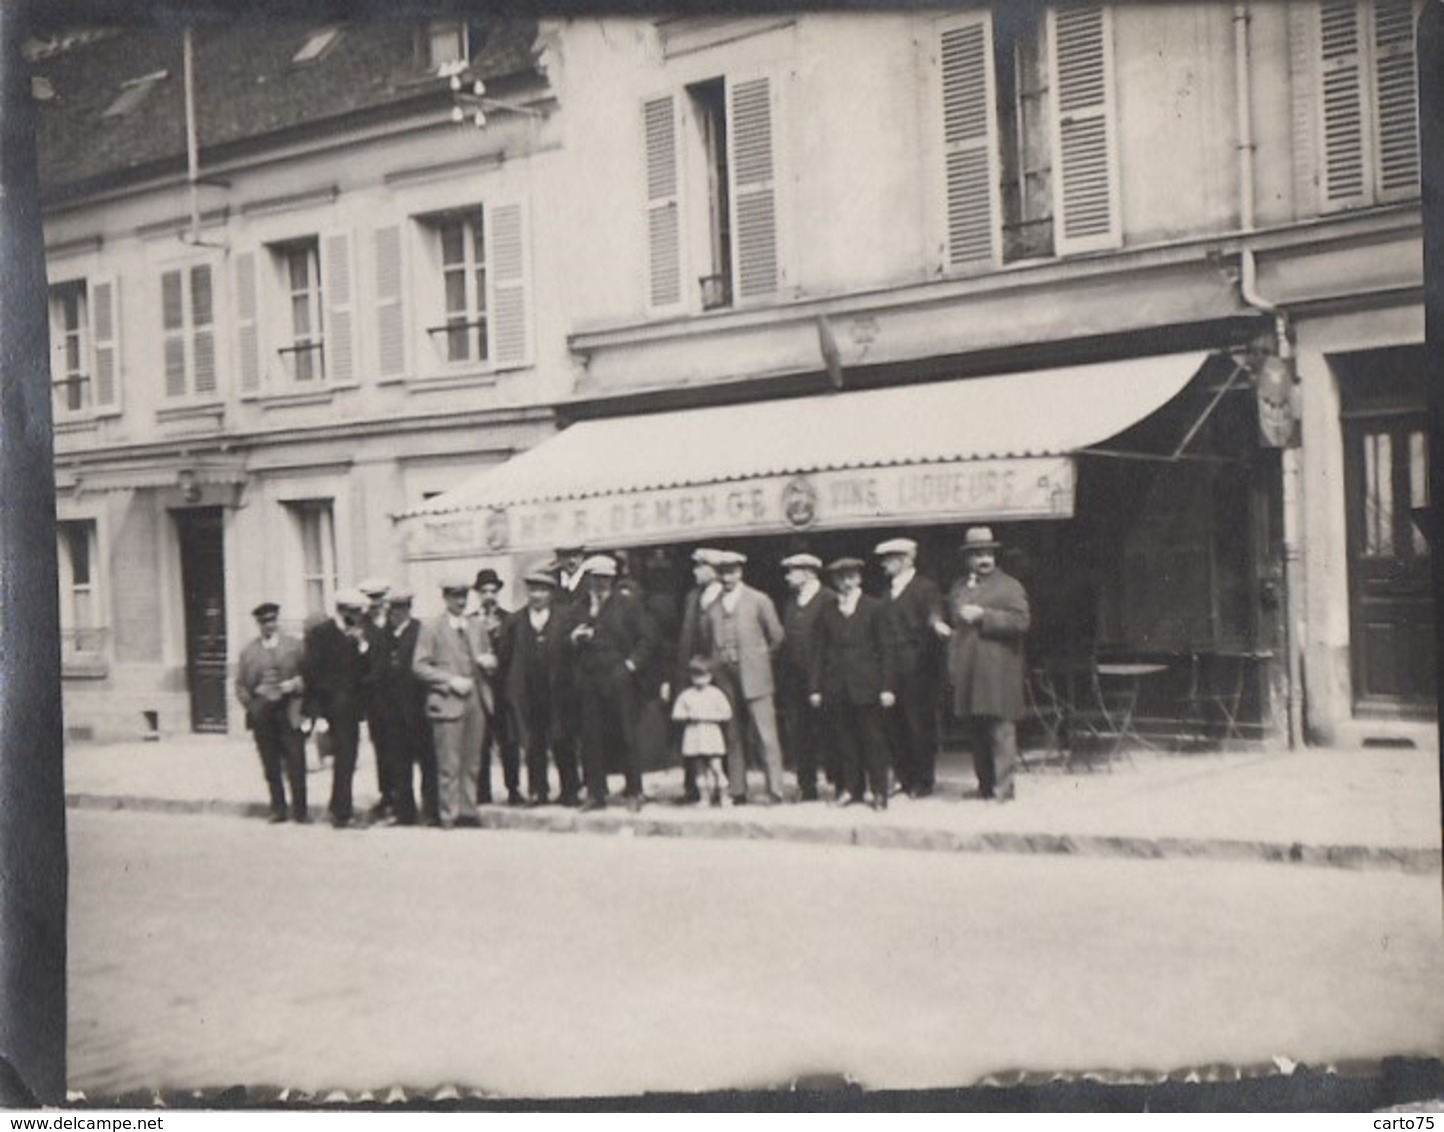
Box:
[716,664,785,799]
[517,693,576,800]
[580,672,640,801]
[366,706,394,813]
[828,699,889,801]
[326,709,362,824]
[887,666,940,792]
[551,689,582,802]
[966,716,1018,799]
[373,704,431,824]
[780,689,832,796]
[480,700,522,802]
[252,703,307,818]
[430,696,486,826]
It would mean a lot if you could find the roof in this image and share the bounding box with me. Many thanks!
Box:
[405,352,1213,517]
[33,16,541,199]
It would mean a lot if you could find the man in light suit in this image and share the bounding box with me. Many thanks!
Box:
[706,551,787,804]
[412,579,497,828]
[235,601,308,823]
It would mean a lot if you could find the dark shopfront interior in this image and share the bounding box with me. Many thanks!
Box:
[614,363,1282,758]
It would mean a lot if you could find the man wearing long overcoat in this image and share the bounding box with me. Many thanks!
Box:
[943,526,1031,802]
[777,553,836,801]
[370,588,436,825]
[302,588,373,828]
[876,538,949,798]
[671,547,723,802]
[502,569,580,806]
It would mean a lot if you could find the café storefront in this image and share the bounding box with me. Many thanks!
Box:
[398,349,1286,748]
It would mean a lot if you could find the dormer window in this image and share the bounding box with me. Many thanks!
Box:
[428,21,486,69]
[293,27,341,64]
[102,70,166,118]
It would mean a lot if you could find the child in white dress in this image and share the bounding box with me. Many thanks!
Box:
[671,656,732,806]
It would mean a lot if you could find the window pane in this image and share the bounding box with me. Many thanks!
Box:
[65,523,91,585]
[444,269,468,315]
[292,294,312,337]
[440,222,465,267]
[161,271,184,331]
[1410,430,1429,556]
[288,249,311,291]
[447,323,470,362]
[1364,432,1394,557]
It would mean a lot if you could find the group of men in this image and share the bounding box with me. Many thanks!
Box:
[234,526,1031,828]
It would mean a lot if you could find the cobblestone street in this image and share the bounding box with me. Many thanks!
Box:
[68,808,1443,1101]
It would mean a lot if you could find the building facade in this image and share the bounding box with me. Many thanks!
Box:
[40,3,1434,747]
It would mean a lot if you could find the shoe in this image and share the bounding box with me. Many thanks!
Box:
[683,789,702,804]
[911,783,934,799]
[454,815,482,828]
[367,802,391,822]
[579,798,606,813]
[730,795,748,807]
[710,789,723,807]
[871,796,888,812]
[331,817,364,830]
[293,811,312,824]
[267,809,287,824]
[558,793,581,809]
[834,793,858,808]
[477,792,495,806]
[507,791,527,807]
[992,787,1015,804]
[526,795,549,808]
[764,792,784,806]
[626,795,644,813]
[891,783,908,798]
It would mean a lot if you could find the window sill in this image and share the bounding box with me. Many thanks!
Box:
[62,658,109,680]
[245,384,360,409]
[156,400,226,425]
[404,369,504,394]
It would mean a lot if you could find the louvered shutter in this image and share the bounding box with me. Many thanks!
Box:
[191,264,217,395]
[643,95,683,310]
[90,276,120,411]
[1288,1,1320,219]
[234,250,261,394]
[1318,0,1370,208]
[324,232,355,384]
[1372,0,1419,199]
[938,13,999,270]
[1048,5,1120,253]
[162,270,188,397]
[487,202,530,367]
[727,75,779,301]
[374,225,405,379]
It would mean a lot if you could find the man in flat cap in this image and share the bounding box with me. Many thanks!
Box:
[778,553,836,801]
[809,558,896,810]
[302,588,374,828]
[570,554,657,811]
[235,602,308,823]
[358,577,396,823]
[876,538,949,799]
[370,588,437,826]
[552,544,590,613]
[941,527,1031,802]
[501,568,580,806]
[671,547,724,802]
[413,580,497,828]
[472,568,524,806]
[705,551,787,804]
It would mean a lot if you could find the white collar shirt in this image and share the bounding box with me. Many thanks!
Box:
[838,590,861,617]
[889,567,916,600]
[529,607,551,631]
[720,586,742,614]
[796,578,822,607]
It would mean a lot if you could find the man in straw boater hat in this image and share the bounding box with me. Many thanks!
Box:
[808,556,897,811]
[940,526,1031,803]
[235,601,308,823]
[412,578,497,828]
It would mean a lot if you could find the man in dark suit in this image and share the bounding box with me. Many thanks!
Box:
[570,554,657,812]
[413,580,496,828]
[876,538,949,798]
[548,544,588,798]
[809,558,897,811]
[358,577,395,822]
[302,588,373,829]
[235,601,308,823]
[501,569,579,806]
[370,588,436,826]
[777,553,835,802]
[473,568,524,805]
[942,527,1031,803]
[670,548,723,802]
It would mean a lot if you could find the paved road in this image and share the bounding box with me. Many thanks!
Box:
[68,810,1443,1100]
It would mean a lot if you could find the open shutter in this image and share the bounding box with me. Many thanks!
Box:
[324,232,355,384]
[938,12,999,270]
[487,202,530,368]
[1318,0,1370,208]
[727,75,779,301]
[1289,1,1321,219]
[162,269,188,397]
[1372,0,1419,200]
[1049,4,1120,254]
[374,225,405,379]
[643,95,683,310]
[90,275,120,412]
[234,250,261,394]
[191,264,217,395]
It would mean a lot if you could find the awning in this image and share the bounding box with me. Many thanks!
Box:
[400,351,1212,558]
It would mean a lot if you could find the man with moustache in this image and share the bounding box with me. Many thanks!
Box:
[670,547,724,803]
[473,568,524,806]
[501,569,580,806]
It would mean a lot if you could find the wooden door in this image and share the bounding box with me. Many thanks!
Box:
[1344,412,1436,716]
[175,507,229,732]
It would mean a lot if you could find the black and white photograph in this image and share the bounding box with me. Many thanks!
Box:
[2,0,1442,1113]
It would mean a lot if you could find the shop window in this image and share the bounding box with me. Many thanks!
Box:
[287,500,337,620]
[643,72,780,313]
[48,277,120,416]
[161,263,217,398]
[1317,0,1420,210]
[58,519,107,670]
[935,3,1118,272]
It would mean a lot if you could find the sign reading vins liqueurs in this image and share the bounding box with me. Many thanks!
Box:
[409,457,1075,559]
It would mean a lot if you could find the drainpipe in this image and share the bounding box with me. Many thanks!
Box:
[1235,3,1304,749]
[182,24,202,245]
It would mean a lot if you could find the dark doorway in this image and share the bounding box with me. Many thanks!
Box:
[1339,348,1436,717]
[175,507,229,732]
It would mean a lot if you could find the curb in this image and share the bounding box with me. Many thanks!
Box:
[65,792,1443,875]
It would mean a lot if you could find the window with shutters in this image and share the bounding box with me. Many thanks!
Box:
[236,232,354,394]
[49,277,121,418]
[58,519,108,668]
[1316,0,1420,212]
[274,239,325,383]
[414,202,530,373]
[286,500,337,620]
[934,3,1118,273]
[160,263,217,399]
[644,71,781,314]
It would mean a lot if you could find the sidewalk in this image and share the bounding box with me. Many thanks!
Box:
[63,732,1443,874]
